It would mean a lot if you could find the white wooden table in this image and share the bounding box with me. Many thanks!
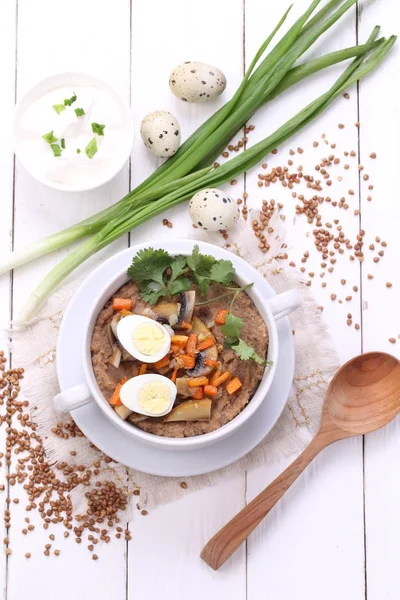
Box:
[0,1,399,598]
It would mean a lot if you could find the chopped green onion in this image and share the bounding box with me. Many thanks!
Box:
[64,92,77,106]
[50,144,62,158]
[53,104,65,115]
[76,148,81,154]
[85,138,98,159]
[61,138,66,149]
[74,108,85,117]
[91,122,105,136]
[41,131,57,144]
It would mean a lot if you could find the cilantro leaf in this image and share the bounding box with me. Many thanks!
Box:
[169,277,191,295]
[230,338,266,365]
[42,130,57,144]
[169,255,187,282]
[53,104,66,115]
[197,275,211,296]
[220,312,244,339]
[91,122,105,136]
[128,248,172,285]
[85,138,98,159]
[64,92,77,106]
[139,281,165,305]
[187,245,216,277]
[210,260,234,285]
[75,108,85,117]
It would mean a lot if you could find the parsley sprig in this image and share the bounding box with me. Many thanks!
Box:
[127,245,266,364]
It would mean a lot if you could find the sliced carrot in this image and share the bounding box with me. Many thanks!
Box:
[171,335,189,346]
[180,321,192,331]
[139,363,147,375]
[171,369,178,383]
[186,333,198,356]
[191,386,204,400]
[197,337,215,352]
[181,354,195,369]
[205,359,219,368]
[171,343,185,354]
[213,371,231,387]
[188,376,209,388]
[109,378,128,406]
[204,385,218,398]
[215,309,229,325]
[211,370,221,385]
[112,298,133,312]
[155,355,170,370]
[226,377,242,395]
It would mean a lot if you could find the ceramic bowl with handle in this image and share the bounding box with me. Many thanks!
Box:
[54,240,302,451]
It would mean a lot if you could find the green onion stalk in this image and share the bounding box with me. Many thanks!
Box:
[0,0,395,319]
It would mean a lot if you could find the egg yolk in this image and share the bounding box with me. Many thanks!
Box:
[133,322,166,356]
[139,381,170,414]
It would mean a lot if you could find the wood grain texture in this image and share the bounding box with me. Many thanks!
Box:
[202,353,400,570]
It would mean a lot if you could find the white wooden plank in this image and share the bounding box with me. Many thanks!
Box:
[243,2,365,597]
[357,1,400,598]
[0,1,17,597]
[128,1,247,599]
[8,1,131,598]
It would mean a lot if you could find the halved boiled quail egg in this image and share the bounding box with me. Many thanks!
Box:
[116,315,171,364]
[120,374,177,417]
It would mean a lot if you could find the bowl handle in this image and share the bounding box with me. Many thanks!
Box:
[54,383,93,413]
[266,290,302,321]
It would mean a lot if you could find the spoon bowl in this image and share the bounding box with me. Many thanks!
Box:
[201,352,400,570]
[326,352,400,435]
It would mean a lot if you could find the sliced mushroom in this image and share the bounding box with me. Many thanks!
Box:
[177,291,196,325]
[176,377,191,397]
[114,405,132,420]
[109,346,122,368]
[127,412,149,424]
[163,399,212,422]
[186,317,218,376]
[152,302,180,326]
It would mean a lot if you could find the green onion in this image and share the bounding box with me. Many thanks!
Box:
[0,0,393,319]
[61,138,66,149]
[42,131,57,144]
[64,92,77,106]
[50,144,62,158]
[74,108,85,117]
[53,104,65,115]
[85,138,98,159]
[91,123,105,136]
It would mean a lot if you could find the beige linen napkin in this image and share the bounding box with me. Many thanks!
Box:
[11,211,339,509]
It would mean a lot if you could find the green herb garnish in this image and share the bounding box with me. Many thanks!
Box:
[187,245,234,295]
[50,144,62,157]
[42,130,57,144]
[85,138,98,159]
[53,104,65,115]
[64,92,77,106]
[74,108,85,117]
[128,248,190,304]
[76,148,81,154]
[220,312,244,339]
[61,138,66,149]
[229,338,266,365]
[91,122,105,136]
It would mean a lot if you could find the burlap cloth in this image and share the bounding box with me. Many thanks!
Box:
[11,210,339,510]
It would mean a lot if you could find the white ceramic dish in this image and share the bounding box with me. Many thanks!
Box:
[55,240,301,452]
[56,243,295,477]
[14,72,134,192]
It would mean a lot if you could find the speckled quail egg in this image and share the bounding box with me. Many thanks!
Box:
[116,315,171,363]
[189,188,240,231]
[120,374,177,417]
[169,62,227,103]
[140,111,181,157]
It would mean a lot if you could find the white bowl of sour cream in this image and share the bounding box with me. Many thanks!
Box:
[14,72,134,192]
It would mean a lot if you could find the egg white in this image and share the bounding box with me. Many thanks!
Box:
[116,314,171,363]
[119,374,177,417]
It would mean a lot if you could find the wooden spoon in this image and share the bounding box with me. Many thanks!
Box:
[201,352,400,570]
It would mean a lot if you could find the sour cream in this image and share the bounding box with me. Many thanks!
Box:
[14,75,133,191]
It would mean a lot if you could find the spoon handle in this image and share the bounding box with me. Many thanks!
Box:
[201,433,327,571]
